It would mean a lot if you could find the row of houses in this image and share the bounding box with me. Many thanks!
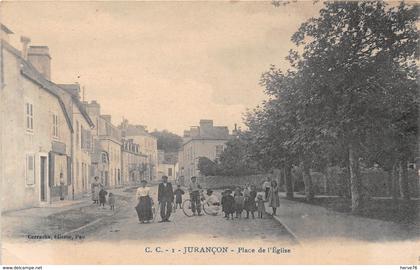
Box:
[0,25,158,211]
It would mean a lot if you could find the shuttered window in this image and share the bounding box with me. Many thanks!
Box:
[25,103,33,131]
[26,153,35,185]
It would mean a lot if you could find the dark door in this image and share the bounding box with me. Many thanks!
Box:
[40,156,47,201]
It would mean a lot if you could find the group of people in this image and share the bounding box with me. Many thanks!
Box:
[91,176,116,210]
[219,181,276,220]
[134,175,176,223]
[133,175,281,224]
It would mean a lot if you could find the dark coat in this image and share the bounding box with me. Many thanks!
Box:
[174,188,185,203]
[222,195,235,214]
[158,182,174,202]
[99,189,107,203]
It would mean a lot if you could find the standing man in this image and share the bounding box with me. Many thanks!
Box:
[263,178,271,201]
[59,172,65,201]
[188,176,202,216]
[157,175,174,222]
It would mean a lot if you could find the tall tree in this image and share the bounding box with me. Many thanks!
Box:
[150,130,183,153]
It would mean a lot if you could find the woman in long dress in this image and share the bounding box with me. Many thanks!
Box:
[91,177,100,204]
[135,180,153,223]
[268,180,280,216]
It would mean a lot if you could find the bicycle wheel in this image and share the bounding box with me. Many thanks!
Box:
[203,203,221,216]
[182,199,195,217]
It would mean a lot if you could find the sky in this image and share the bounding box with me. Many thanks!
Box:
[1,1,321,135]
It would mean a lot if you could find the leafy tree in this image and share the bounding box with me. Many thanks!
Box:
[150,130,183,153]
[197,157,218,176]
[216,133,263,176]
[247,1,418,211]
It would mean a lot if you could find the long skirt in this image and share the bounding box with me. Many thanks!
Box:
[135,196,153,222]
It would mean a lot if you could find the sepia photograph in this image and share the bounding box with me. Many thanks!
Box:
[0,0,419,267]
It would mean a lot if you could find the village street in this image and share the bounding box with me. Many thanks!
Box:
[1,185,296,245]
[88,186,296,244]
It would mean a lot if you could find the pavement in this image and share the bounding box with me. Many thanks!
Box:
[3,185,418,244]
[2,185,295,245]
[87,186,296,244]
[1,186,134,239]
[264,193,420,243]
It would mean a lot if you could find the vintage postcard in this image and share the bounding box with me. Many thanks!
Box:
[0,0,419,267]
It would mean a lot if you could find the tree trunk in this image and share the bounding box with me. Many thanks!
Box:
[386,170,392,197]
[399,157,410,200]
[284,163,294,199]
[348,144,362,213]
[391,163,398,201]
[302,158,314,201]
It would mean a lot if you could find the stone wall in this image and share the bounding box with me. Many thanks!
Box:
[197,174,273,190]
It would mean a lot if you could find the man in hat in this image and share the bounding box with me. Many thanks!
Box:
[188,176,202,216]
[157,175,174,222]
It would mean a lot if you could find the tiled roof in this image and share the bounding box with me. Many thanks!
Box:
[2,40,74,132]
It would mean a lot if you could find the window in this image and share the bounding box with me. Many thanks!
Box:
[102,153,108,163]
[25,103,33,131]
[76,121,79,147]
[26,153,35,185]
[168,168,173,177]
[216,145,224,158]
[52,114,59,138]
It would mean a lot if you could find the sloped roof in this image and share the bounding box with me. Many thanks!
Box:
[2,40,74,132]
[1,24,13,34]
[57,84,95,128]
[183,125,230,144]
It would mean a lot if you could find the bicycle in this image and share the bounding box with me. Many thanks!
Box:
[182,193,222,217]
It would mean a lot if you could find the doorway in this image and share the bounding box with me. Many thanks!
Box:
[40,156,47,202]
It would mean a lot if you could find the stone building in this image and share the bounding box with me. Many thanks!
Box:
[85,101,122,187]
[178,120,230,181]
[119,119,158,181]
[121,138,148,184]
[57,84,95,199]
[1,26,73,210]
[157,150,178,181]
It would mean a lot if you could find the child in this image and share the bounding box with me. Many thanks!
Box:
[205,189,220,216]
[99,187,108,208]
[257,194,266,219]
[174,185,185,209]
[108,192,115,211]
[221,191,227,218]
[222,189,234,220]
[234,188,245,219]
[245,185,257,219]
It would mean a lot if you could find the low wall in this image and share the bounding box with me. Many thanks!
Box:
[198,174,273,190]
[198,168,419,198]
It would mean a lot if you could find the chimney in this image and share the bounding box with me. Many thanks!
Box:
[28,45,51,80]
[20,36,31,59]
[85,100,101,118]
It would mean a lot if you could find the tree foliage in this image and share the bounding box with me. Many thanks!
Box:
[243,1,418,211]
[150,130,183,153]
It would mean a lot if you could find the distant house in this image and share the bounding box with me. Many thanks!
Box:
[178,120,231,181]
[121,138,148,184]
[1,26,73,210]
[118,119,158,181]
[157,150,178,181]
